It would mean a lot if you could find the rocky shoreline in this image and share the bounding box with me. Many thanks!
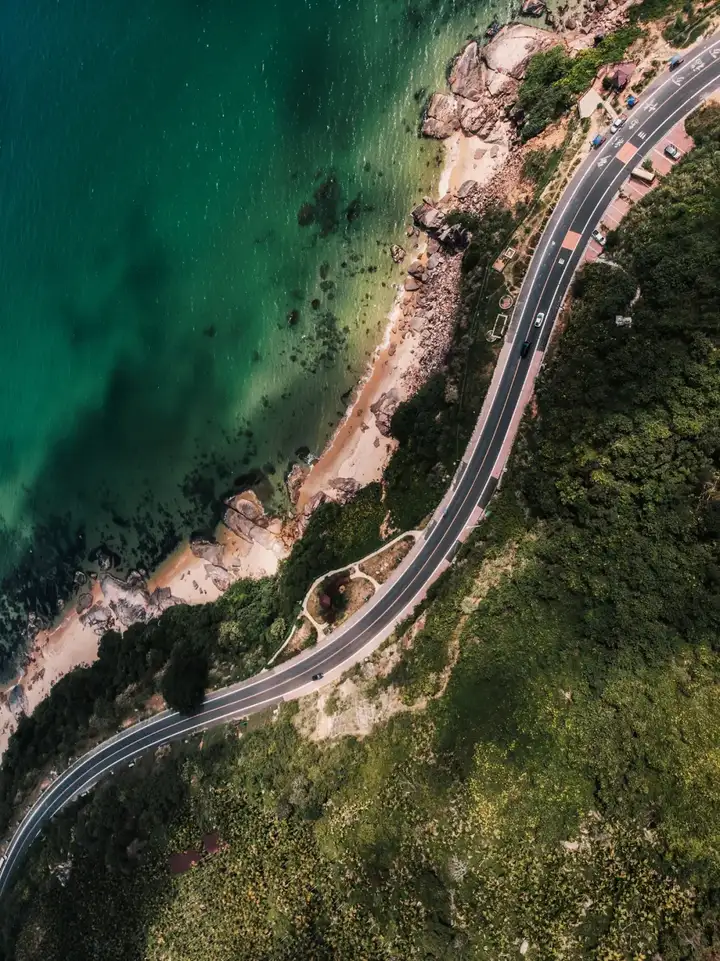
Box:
[0,0,648,755]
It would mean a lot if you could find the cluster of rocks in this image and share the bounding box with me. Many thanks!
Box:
[79,571,182,636]
[547,0,635,33]
[422,25,558,141]
[285,475,364,541]
[395,235,464,400]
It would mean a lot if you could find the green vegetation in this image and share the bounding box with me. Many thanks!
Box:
[3,106,720,961]
[277,481,385,615]
[517,27,642,139]
[160,637,209,715]
[384,205,516,529]
[522,146,564,201]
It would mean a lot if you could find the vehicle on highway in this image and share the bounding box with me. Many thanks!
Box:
[591,228,607,246]
[669,55,684,70]
[534,312,544,327]
[664,142,680,159]
[626,94,638,108]
[610,116,626,133]
[591,134,605,148]
[311,673,324,681]
[631,164,656,184]
[520,340,532,358]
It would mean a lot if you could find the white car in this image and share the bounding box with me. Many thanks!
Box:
[610,116,626,134]
[534,312,545,328]
[664,142,679,159]
[592,229,606,246]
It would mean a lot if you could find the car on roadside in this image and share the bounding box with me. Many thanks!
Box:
[534,312,545,328]
[669,55,683,70]
[311,672,324,681]
[664,142,680,159]
[626,95,638,108]
[610,116,626,134]
[591,134,606,148]
[592,228,607,246]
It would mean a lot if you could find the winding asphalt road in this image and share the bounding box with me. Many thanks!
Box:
[2,31,720,898]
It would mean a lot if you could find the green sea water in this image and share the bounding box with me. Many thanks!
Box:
[0,0,503,660]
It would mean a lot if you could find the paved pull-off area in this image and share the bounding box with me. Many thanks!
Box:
[2,32,720,898]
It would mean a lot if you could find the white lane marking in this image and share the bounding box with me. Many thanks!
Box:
[4,41,720,892]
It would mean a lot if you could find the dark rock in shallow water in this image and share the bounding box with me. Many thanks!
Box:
[297,202,315,227]
[232,468,266,491]
[297,175,342,237]
[88,545,116,571]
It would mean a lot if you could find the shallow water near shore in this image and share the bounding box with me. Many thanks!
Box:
[0,0,505,669]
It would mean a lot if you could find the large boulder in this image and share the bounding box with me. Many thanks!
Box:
[370,390,402,437]
[327,477,363,504]
[422,93,460,139]
[222,493,286,556]
[450,41,485,101]
[204,564,232,592]
[411,202,446,231]
[482,24,559,81]
[190,535,225,568]
[485,67,520,101]
[458,97,498,136]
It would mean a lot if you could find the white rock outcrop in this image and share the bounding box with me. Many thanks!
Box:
[482,24,558,80]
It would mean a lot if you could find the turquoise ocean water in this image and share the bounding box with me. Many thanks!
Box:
[0,0,501,665]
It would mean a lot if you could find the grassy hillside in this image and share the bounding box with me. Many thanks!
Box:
[2,105,720,961]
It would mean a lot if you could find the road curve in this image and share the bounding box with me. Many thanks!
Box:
[2,31,720,897]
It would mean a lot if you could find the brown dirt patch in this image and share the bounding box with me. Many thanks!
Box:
[359,536,415,584]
